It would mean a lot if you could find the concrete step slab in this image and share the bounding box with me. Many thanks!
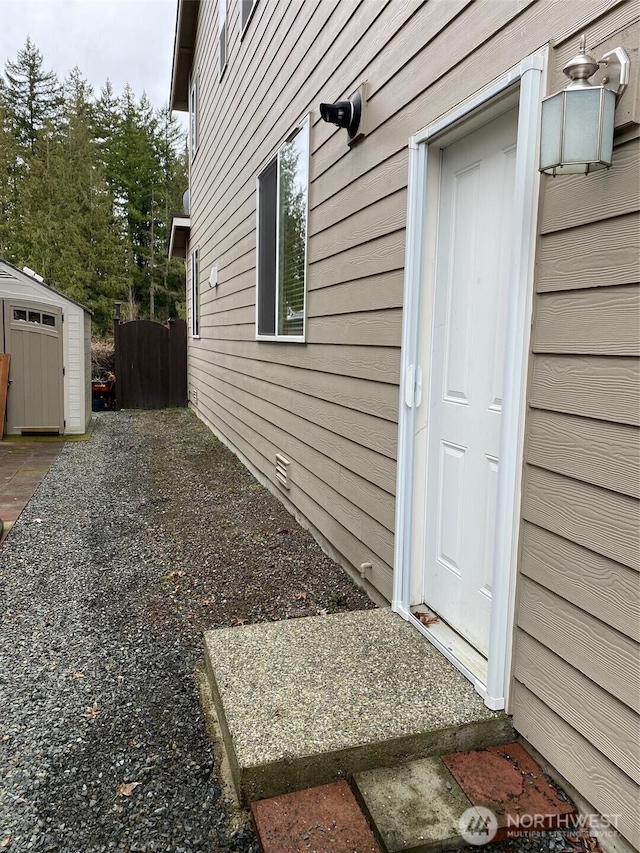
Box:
[204,608,513,803]
[353,757,476,853]
[251,781,382,853]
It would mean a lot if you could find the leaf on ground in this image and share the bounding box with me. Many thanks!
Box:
[69,671,85,679]
[1,835,12,848]
[168,570,185,580]
[566,826,603,853]
[230,616,248,627]
[117,781,141,797]
[83,701,100,720]
[201,598,215,607]
[414,611,439,627]
[294,591,309,601]
[317,608,329,617]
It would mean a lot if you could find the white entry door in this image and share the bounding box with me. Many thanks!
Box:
[423,107,518,658]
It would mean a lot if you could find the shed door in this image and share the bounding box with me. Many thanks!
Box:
[2,300,64,435]
[422,108,518,657]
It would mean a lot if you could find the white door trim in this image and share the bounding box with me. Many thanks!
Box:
[392,50,547,711]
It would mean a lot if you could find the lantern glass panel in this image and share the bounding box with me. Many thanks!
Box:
[599,87,616,167]
[562,87,602,164]
[539,91,563,172]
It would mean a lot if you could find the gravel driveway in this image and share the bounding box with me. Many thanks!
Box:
[0,410,374,852]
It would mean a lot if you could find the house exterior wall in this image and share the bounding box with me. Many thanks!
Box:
[179,0,639,843]
[0,262,91,434]
[184,0,637,597]
[510,9,640,846]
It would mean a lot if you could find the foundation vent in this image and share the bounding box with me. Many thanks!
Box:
[275,453,290,489]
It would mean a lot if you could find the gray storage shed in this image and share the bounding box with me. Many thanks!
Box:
[0,259,92,435]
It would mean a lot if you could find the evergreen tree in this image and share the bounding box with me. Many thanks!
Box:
[105,85,159,318]
[0,87,21,260]
[151,106,189,320]
[3,37,62,154]
[58,70,126,331]
[18,70,126,333]
[0,39,188,332]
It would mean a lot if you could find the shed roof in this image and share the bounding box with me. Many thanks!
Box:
[170,0,200,112]
[0,259,94,315]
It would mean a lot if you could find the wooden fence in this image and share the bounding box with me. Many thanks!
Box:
[113,309,187,410]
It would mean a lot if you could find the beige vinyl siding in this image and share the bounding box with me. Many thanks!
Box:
[512,7,640,848]
[187,0,634,602]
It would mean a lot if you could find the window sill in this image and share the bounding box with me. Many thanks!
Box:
[190,334,201,340]
[256,334,305,344]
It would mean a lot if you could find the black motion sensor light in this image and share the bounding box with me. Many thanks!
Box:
[319,91,362,139]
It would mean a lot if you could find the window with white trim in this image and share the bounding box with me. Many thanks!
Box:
[256,119,309,340]
[190,247,200,337]
[189,76,198,159]
[240,0,256,33]
[219,0,227,77]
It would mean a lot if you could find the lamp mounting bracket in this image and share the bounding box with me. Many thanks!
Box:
[593,46,630,101]
[563,36,630,101]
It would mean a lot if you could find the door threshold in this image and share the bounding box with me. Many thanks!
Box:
[409,606,489,701]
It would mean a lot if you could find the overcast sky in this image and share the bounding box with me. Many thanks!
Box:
[0,0,181,113]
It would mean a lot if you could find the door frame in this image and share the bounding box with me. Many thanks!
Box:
[392,50,546,711]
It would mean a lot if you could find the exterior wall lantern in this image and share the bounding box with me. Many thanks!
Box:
[539,36,630,176]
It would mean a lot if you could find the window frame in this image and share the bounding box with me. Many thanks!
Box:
[255,116,310,344]
[190,246,200,338]
[219,0,227,79]
[240,0,257,37]
[189,75,199,160]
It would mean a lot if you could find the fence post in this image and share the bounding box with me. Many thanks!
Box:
[113,302,122,411]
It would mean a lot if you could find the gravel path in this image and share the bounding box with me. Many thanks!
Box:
[0,410,374,852]
[0,410,587,853]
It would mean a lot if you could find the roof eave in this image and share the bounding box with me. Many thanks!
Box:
[170,0,199,112]
[168,216,191,260]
